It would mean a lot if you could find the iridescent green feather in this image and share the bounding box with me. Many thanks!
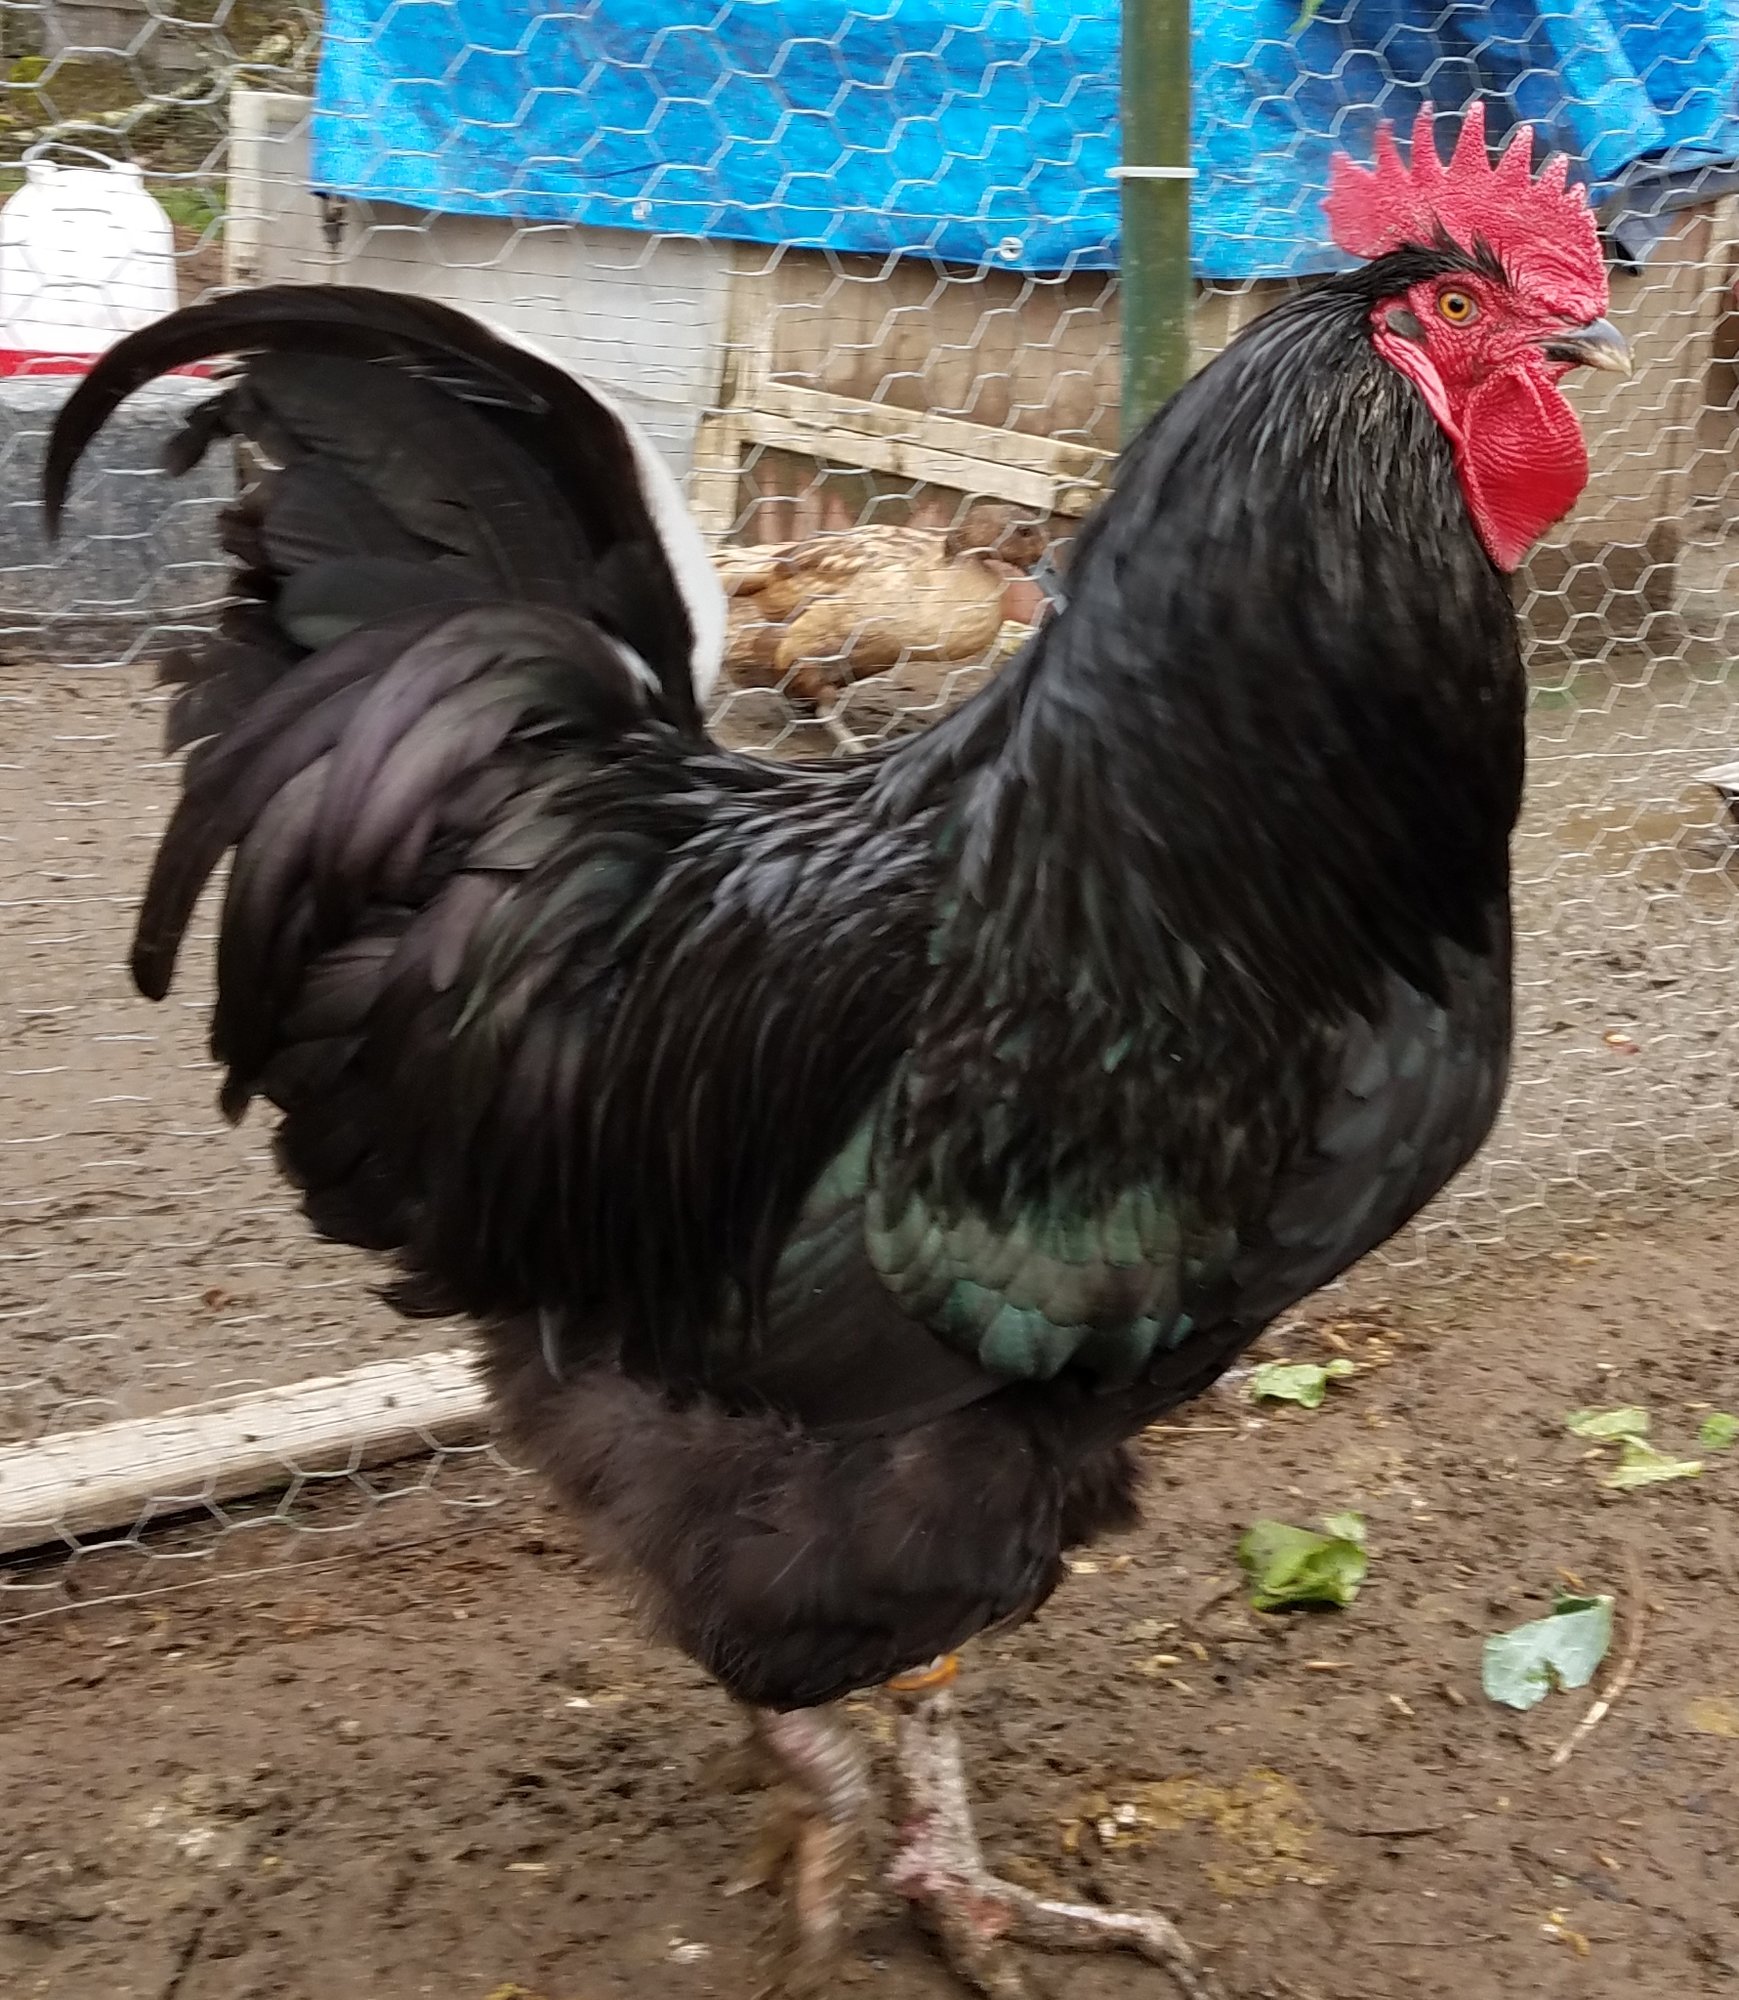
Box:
[767,1112,1199,1387]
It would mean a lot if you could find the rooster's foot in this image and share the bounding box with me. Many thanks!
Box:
[887,1676,1221,2000]
[891,1862,1217,2000]
[736,1704,870,1999]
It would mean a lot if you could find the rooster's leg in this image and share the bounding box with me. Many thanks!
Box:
[886,1666,1221,2000]
[733,1704,870,1998]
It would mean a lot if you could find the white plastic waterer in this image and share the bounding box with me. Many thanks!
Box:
[0,144,178,375]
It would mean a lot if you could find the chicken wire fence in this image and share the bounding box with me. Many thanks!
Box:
[3,1,1739,1614]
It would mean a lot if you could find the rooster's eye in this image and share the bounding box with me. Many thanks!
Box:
[1437,290,1477,325]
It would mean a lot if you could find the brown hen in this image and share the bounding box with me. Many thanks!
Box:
[717,502,1048,742]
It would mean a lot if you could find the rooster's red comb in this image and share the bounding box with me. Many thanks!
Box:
[1324,101,1606,320]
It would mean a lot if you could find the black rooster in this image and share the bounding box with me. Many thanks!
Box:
[46,105,1626,1998]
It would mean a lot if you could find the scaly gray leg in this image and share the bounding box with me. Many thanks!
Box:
[886,1662,1223,2000]
[731,1704,871,1999]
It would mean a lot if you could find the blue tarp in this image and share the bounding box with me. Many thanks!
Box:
[310,1,1739,277]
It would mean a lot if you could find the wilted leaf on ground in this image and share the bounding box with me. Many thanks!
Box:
[1685,1697,1739,1738]
[1069,1769,1332,1892]
[1602,1439,1702,1490]
[1697,1412,1739,1452]
[1482,1595,1614,1711]
[1237,1516,1366,1610]
[1248,1359,1357,1408]
[1564,1406,1651,1440]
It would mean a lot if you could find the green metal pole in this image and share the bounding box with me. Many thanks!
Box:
[1119,0,1192,442]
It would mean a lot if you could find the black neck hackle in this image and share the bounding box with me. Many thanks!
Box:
[880,252,1525,1032]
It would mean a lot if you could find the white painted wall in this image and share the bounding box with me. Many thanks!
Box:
[225,91,734,478]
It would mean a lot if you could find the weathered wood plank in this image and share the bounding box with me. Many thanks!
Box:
[753,380,1114,487]
[735,397,1109,516]
[0,1347,489,1556]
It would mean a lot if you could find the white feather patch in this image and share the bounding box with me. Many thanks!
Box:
[606,636,662,696]
[469,315,727,702]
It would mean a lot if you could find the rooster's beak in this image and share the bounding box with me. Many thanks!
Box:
[1542,317,1632,376]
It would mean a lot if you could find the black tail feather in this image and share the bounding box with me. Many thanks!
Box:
[130,615,444,1000]
[45,284,721,729]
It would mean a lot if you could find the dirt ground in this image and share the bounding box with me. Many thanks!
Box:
[3,576,1739,2000]
[3,1199,1739,2000]
[0,659,448,1446]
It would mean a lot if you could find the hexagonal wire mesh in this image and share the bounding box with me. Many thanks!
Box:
[2,1,1737,1619]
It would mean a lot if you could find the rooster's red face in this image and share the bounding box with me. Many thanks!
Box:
[1325,103,1629,572]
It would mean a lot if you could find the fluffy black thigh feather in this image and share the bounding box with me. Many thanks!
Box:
[482,1318,1139,1710]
